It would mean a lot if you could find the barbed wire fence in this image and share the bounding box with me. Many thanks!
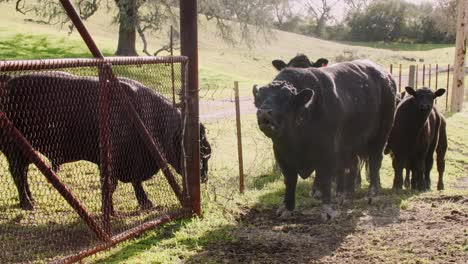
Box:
[199,62,464,206]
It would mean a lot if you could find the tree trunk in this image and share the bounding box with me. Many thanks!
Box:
[315,15,327,37]
[115,0,139,56]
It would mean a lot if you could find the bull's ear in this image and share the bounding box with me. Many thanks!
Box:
[405,86,416,97]
[434,88,446,98]
[272,60,287,71]
[312,58,328,67]
[293,89,315,108]
[252,85,259,97]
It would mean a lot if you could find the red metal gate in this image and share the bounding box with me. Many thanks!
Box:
[0,56,198,263]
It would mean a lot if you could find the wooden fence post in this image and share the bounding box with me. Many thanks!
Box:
[234,81,245,193]
[408,65,416,88]
[451,0,467,112]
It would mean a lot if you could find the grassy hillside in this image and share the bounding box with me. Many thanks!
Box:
[0,1,458,92]
[0,2,466,263]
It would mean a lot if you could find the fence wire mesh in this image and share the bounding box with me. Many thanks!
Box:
[389,63,466,112]
[199,82,277,199]
[0,57,191,263]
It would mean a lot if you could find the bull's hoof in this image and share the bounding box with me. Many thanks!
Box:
[20,203,34,211]
[368,185,380,204]
[336,192,345,205]
[276,205,294,219]
[342,193,354,206]
[20,200,35,211]
[201,176,208,184]
[404,180,410,189]
[311,189,322,200]
[437,182,444,191]
[139,200,154,210]
[321,204,339,221]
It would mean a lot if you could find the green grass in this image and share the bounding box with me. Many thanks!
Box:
[0,1,459,99]
[340,41,454,51]
[0,34,113,59]
[87,109,468,263]
[0,2,466,262]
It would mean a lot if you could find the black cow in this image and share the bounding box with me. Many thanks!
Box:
[271,55,368,190]
[385,86,447,191]
[272,54,328,71]
[253,60,396,219]
[1,72,211,212]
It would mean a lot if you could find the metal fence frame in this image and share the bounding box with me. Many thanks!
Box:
[0,56,196,263]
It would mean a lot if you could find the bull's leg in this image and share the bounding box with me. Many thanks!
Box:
[9,156,34,210]
[404,168,411,189]
[275,161,298,219]
[436,123,447,191]
[413,160,426,191]
[424,154,434,190]
[392,157,404,190]
[132,181,154,210]
[355,160,362,189]
[368,151,383,200]
[311,176,322,199]
[316,163,339,220]
[335,168,345,201]
[436,150,446,191]
[102,176,118,216]
[343,158,357,205]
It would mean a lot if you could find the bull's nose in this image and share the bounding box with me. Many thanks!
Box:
[421,104,431,111]
[257,109,272,118]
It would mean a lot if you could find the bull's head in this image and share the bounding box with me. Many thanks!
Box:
[404,86,445,113]
[272,54,328,71]
[200,124,211,183]
[253,81,315,139]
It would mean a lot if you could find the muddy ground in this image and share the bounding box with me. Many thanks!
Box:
[188,180,468,264]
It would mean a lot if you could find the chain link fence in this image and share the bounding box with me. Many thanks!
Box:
[0,56,196,263]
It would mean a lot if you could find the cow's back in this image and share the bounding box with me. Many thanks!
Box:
[275,60,396,153]
[2,74,101,164]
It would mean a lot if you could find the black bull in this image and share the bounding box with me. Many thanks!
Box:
[1,72,211,212]
[253,60,396,218]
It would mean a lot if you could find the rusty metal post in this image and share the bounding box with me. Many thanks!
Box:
[112,81,185,205]
[171,26,176,106]
[398,64,402,92]
[390,64,393,74]
[435,64,439,90]
[59,0,103,59]
[180,0,201,216]
[446,64,450,111]
[0,113,111,242]
[60,0,113,233]
[234,82,245,193]
[98,65,112,235]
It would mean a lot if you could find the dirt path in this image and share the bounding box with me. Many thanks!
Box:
[188,192,468,263]
[199,68,450,122]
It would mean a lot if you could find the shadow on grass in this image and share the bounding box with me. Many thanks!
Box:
[1,217,106,263]
[250,172,281,190]
[0,34,112,60]
[186,180,421,263]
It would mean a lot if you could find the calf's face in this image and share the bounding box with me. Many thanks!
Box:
[253,81,314,138]
[404,86,445,113]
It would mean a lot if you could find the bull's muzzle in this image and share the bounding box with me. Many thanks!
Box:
[256,109,277,137]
